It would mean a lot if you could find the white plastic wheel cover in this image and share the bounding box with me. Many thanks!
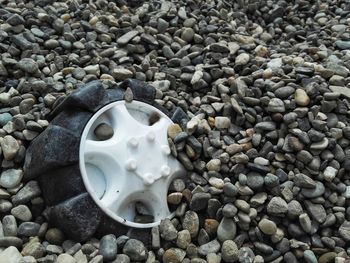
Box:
[79,100,186,228]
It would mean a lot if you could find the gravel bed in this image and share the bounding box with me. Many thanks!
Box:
[1,0,350,262]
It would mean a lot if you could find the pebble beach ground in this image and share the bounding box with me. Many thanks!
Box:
[1,0,350,262]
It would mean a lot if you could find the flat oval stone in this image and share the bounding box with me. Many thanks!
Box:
[0,169,23,188]
[0,237,23,248]
[99,234,118,261]
[217,217,236,242]
[301,182,325,198]
[17,222,40,237]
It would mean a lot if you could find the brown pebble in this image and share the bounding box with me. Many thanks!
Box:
[149,112,160,125]
[204,219,219,236]
[167,192,183,205]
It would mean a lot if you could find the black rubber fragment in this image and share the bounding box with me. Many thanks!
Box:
[127,228,152,247]
[106,87,125,102]
[23,125,80,180]
[118,79,156,104]
[39,164,86,206]
[94,214,128,238]
[49,80,108,119]
[47,193,103,242]
[50,110,93,137]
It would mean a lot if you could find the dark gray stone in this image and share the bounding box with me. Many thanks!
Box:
[301,182,325,198]
[304,200,326,224]
[190,192,211,211]
[246,172,264,190]
[99,234,118,261]
[0,237,22,248]
[122,239,148,261]
[12,181,41,205]
[339,221,350,242]
[18,222,41,237]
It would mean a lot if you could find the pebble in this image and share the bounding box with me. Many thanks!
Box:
[221,240,239,262]
[114,254,130,263]
[0,200,12,213]
[112,68,133,80]
[295,89,310,106]
[335,40,350,50]
[207,253,221,263]
[318,252,336,263]
[89,255,103,263]
[0,113,12,127]
[301,182,325,198]
[246,172,264,190]
[208,177,224,189]
[235,53,250,66]
[17,58,38,74]
[0,169,23,188]
[167,192,183,205]
[181,28,195,42]
[176,230,191,249]
[99,234,117,261]
[267,58,282,69]
[304,201,326,224]
[258,218,277,235]
[94,123,114,140]
[198,239,220,256]
[298,213,311,233]
[217,217,236,242]
[45,228,65,245]
[159,218,178,241]
[323,166,337,182]
[206,159,221,172]
[167,124,182,139]
[2,215,17,236]
[339,221,350,241]
[0,135,19,160]
[117,30,139,45]
[46,244,63,254]
[268,98,285,112]
[214,117,230,129]
[0,237,22,248]
[163,248,186,263]
[57,254,76,263]
[12,181,41,205]
[303,250,317,263]
[294,173,316,188]
[0,246,22,263]
[267,197,288,216]
[11,205,32,221]
[7,14,25,26]
[182,211,199,238]
[21,238,45,258]
[17,222,40,237]
[122,239,147,261]
[190,192,211,211]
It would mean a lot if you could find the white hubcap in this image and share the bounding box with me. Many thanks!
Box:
[79,100,186,228]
